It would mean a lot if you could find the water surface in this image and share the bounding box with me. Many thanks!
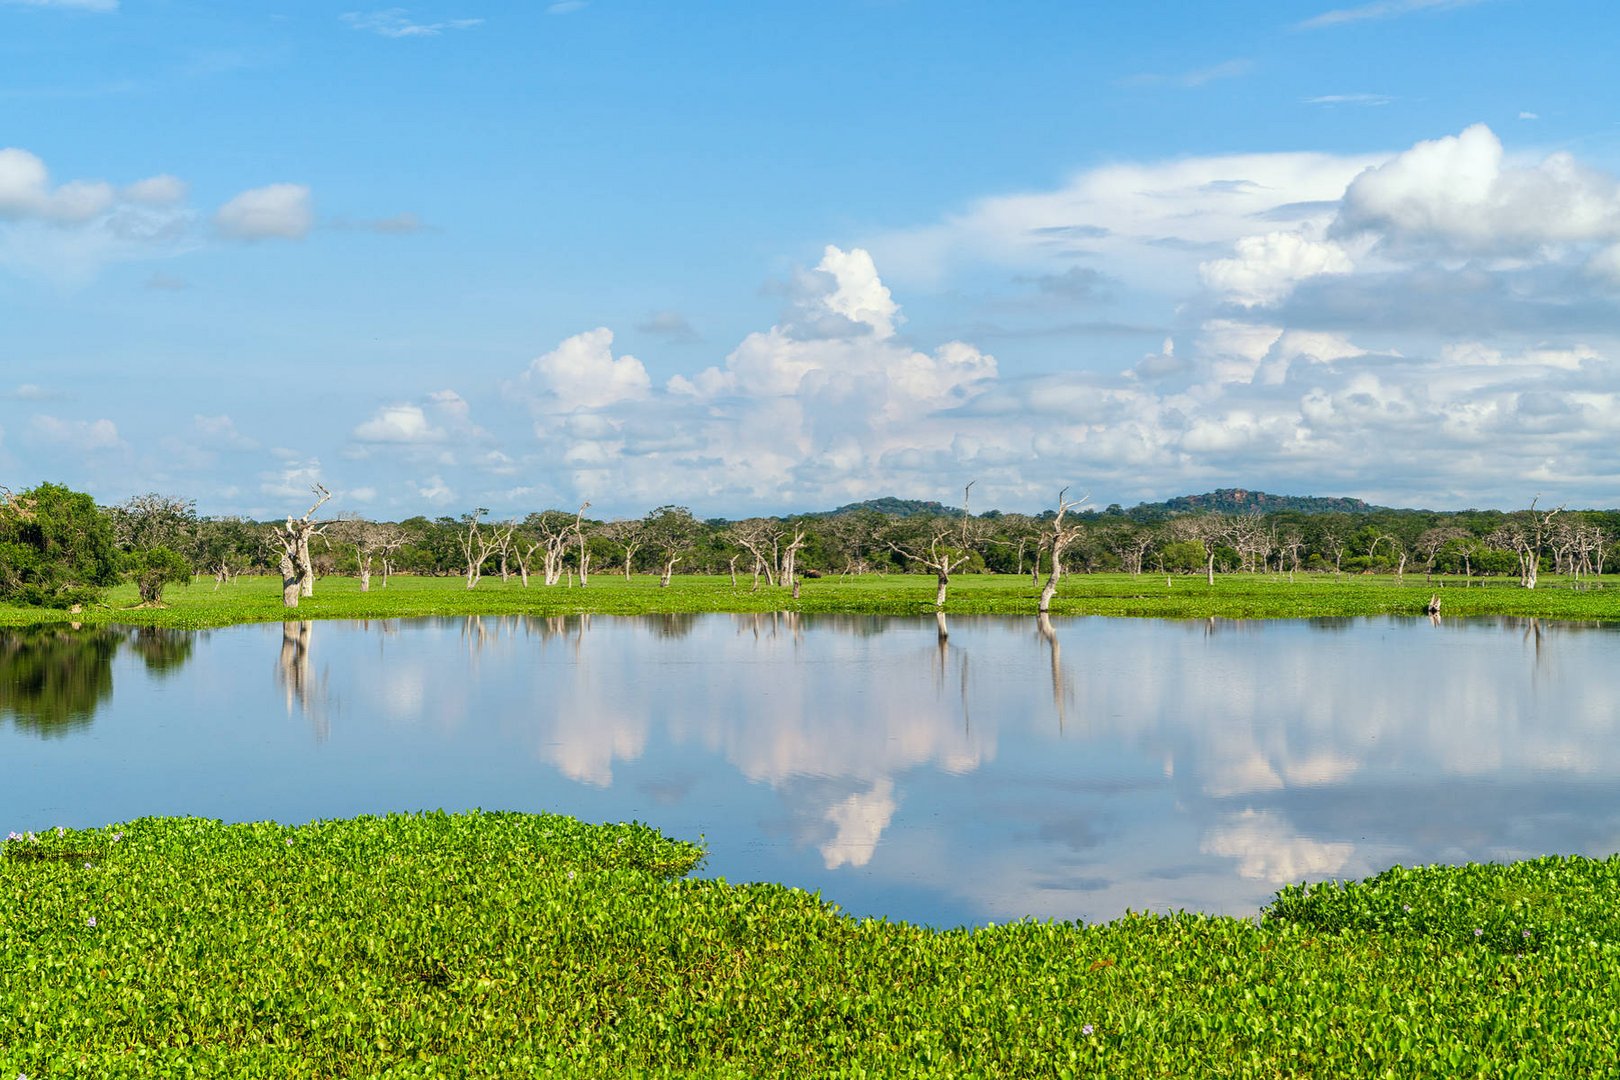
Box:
[4,614,1617,927]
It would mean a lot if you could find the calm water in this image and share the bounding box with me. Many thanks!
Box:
[4,613,1618,928]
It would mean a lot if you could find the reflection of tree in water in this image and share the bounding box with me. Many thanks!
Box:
[640,613,698,639]
[276,621,331,741]
[0,625,122,736]
[125,626,197,677]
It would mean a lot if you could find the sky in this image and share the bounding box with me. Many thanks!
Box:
[4,0,1620,519]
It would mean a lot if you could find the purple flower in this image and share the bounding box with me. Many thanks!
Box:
[1082,1024,1095,1036]
[285,838,293,846]
[86,917,97,928]
[56,827,64,837]
[83,863,92,870]
[1523,930,1532,939]
[1402,905,1412,913]
[1474,928,1484,937]
[112,832,123,842]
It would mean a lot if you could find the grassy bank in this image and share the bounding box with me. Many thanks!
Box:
[3,812,1618,1076]
[2,571,1618,628]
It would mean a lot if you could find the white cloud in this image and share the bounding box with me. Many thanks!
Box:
[416,475,454,505]
[353,403,445,444]
[123,174,187,205]
[813,245,900,338]
[1297,0,1484,30]
[29,414,123,450]
[193,414,258,451]
[0,148,114,223]
[1304,93,1392,106]
[869,147,1381,291]
[1200,231,1355,306]
[1335,124,1620,256]
[260,459,328,505]
[215,183,314,241]
[524,327,651,410]
[341,10,483,37]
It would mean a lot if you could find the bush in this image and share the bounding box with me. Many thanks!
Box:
[0,482,120,608]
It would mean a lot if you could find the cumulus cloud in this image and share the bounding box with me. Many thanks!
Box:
[1200,231,1355,306]
[353,403,445,444]
[215,183,314,240]
[0,148,113,223]
[1335,124,1620,257]
[523,328,652,410]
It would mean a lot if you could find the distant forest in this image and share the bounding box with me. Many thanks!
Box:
[0,479,1607,599]
[1,482,1609,610]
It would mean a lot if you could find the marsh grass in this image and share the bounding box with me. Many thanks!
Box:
[5,813,1620,1076]
[3,571,1617,629]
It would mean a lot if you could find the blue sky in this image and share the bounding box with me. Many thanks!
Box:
[4,0,1619,518]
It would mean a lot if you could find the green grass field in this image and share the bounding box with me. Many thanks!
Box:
[5,813,1619,1077]
[3,570,1617,628]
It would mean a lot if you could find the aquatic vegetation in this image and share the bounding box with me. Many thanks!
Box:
[1,571,1616,629]
[4,812,1620,1075]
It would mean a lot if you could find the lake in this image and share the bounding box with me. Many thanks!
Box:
[4,613,1618,928]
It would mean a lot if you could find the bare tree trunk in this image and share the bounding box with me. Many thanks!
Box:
[270,485,332,609]
[358,554,372,593]
[280,551,301,608]
[935,571,949,610]
[298,535,316,597]
[661,555,679,587]
[728,555,739,586]
[1039,488,1086,615]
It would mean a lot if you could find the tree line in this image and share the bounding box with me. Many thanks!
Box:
[0,481,1613,610]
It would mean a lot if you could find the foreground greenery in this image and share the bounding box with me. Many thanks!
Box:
[4,813,1620,1076]
[1,570,1618,629]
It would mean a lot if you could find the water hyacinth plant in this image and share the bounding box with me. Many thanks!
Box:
[4,813,1620,1075]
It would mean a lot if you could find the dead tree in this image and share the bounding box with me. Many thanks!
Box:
[459,508,505,590]
[600,519,645,581]
[1492,498,1562,590]
[269,485,332,608]
[574,502,592,586]
[783,525,808,599]
[1168,513,1232,586]
[727,518,787,590]
[327,517,403,593]
[1038,487,1089,614]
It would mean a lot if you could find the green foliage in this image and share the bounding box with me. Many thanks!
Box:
[0,482,121,608]
[6,814,1620,1075]
[3,571,1620,630]
[125,546,193,605]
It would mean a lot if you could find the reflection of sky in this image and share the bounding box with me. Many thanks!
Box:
[3,614,1620,928]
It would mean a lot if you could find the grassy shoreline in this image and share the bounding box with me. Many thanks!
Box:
[3,571,1619,628]
[4,811,1618,1076]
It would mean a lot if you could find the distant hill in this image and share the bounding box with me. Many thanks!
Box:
[1135,489,1389,515]
[815,497,963,518]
